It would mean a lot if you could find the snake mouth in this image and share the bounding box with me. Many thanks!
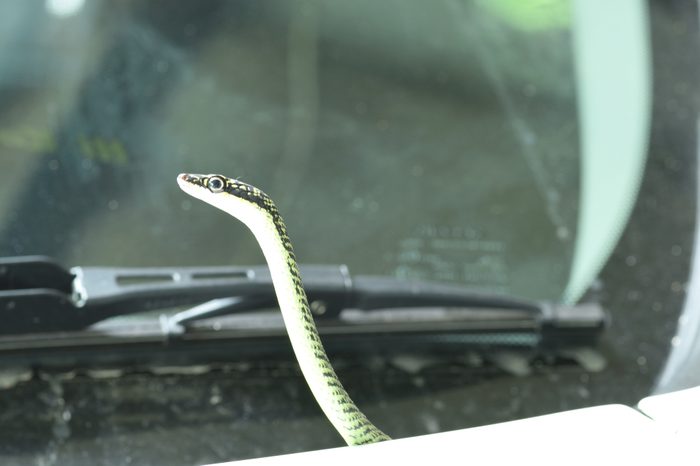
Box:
[177,174,212,192]
[178,173,205,184]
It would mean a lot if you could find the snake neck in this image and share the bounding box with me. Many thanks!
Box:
[247,205,389,445]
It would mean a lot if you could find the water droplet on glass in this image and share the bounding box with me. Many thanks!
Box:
[577,386,590,399]
[210,386,222,405]
[350,197,364,211]
[310,300,327,316]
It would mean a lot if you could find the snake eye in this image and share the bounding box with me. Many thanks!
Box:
[207,176,225,193]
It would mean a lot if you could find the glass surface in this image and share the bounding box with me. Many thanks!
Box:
[0,0,578,300]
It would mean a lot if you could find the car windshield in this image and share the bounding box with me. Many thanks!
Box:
[0,1,585,301]
[1,1,698,465]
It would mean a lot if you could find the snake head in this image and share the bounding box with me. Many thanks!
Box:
[177,173,275,221]
[177,172,227,201]
[177,173,224,191]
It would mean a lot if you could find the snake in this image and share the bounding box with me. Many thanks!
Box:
[177,173,390,446]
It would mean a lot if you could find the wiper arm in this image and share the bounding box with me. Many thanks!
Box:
[0,256,605,350]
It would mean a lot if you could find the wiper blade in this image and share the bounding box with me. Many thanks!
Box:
[0,256,605,350]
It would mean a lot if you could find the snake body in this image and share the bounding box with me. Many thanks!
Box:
[177,173,390,445]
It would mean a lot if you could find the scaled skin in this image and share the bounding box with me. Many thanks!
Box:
[177,173,390,445]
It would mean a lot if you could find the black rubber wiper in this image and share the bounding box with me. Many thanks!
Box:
[0,255,605,350]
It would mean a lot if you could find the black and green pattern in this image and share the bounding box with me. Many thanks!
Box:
[179,173,389,445]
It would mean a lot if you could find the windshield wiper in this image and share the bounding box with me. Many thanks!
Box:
[0,256,605,350]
